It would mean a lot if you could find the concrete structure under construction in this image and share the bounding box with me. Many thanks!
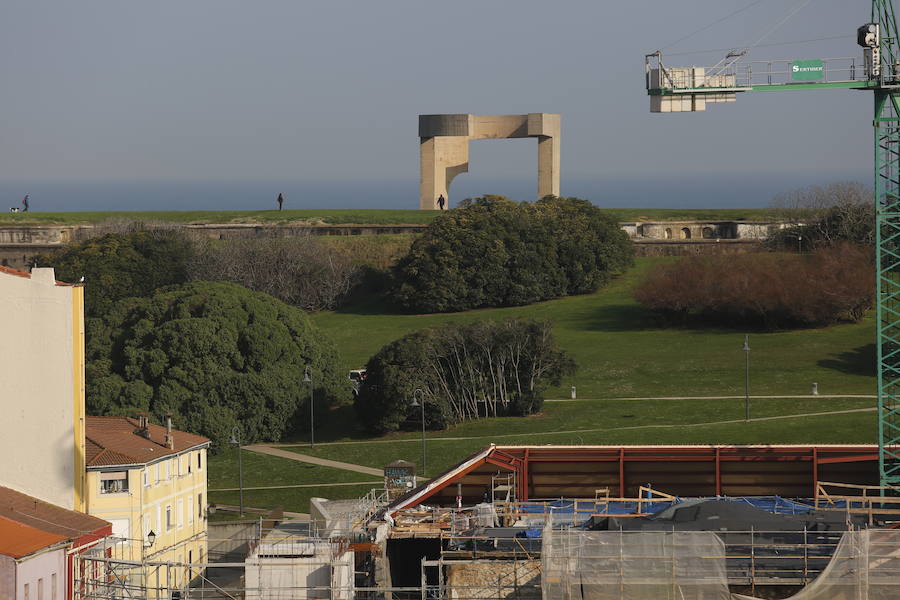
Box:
[419,113,560,209]
[0,266,86,512]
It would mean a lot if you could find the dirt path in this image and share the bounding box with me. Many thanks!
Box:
[209,480,381,492]
[242,444,384,476]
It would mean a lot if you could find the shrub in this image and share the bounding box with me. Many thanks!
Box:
[85,281,344,449]
[389,196,633,313]
[354,318,576,434]
[634,244,874,329]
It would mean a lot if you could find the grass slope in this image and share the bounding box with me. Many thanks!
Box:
[312,257,876,400]
[0,208,777,226]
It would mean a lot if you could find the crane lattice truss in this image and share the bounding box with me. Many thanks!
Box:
[646,1,900,487]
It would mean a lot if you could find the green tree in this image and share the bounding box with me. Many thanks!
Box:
[355,318,576,434]
[390,196,633,313]
[86,281,344,448]
[36,230,193,317]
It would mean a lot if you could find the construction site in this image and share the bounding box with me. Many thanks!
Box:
[66,443,900,599]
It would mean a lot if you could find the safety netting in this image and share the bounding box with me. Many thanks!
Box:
[734,529,900,600]
[541,528,731,600]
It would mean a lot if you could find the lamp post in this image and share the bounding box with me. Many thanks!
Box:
[229,426,244,516]
[303,366,315,447]
[742,335,751,422]
[410,388,426,477]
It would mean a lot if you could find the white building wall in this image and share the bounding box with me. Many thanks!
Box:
[0,268,80,510]
[16,547,66,600]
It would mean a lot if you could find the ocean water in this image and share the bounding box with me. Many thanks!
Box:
[0,170,869,213]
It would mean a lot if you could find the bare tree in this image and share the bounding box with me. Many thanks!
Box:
[189,234,360,311]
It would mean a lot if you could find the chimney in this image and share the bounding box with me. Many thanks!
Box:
[135,413,150,439]
[165,414,174,450]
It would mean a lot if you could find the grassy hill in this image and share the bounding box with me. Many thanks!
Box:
[0,207,778,226]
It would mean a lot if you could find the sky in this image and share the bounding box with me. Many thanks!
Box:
[0,0,876,211]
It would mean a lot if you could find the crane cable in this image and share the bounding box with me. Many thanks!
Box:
[743,0,818,53]
[666,34,851,58]
[660,0,771,52]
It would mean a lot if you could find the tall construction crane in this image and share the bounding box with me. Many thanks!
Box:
[645,1,900,488]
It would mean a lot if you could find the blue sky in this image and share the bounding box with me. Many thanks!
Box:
[0,0,874,210]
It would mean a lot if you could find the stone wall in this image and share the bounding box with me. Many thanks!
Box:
[634,239,761,257]
[445,559,541,599]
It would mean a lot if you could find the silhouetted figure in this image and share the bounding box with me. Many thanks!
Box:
[437,194,445,210]
[21,195,29,212]
[277,193,284,211]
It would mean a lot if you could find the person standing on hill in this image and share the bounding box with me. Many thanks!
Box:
[437,194,445,210]
[22,194,29,212]
[277,193,284,211]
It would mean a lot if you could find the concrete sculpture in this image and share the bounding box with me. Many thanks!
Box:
[418,113,560,209]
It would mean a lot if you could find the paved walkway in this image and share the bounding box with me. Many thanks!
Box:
[548,394,876,402]
[243,444,384,477]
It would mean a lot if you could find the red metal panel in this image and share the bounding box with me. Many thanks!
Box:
[522,449,530,501]
[715,448,722,496]
[812,448,819,499]
[619,449,625,496]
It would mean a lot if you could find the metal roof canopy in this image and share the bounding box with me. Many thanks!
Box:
[386,444,881,516]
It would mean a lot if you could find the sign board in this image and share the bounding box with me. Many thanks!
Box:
[792,60,825,81]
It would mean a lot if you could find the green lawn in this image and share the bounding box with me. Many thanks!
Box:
[207,446,379,515]
[312,257,876,401]
[0,207,779,226]
[281,397,876,477]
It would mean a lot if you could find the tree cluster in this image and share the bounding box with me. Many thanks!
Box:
[86,281,344,448]
[36,229,193,318]
[189,235,359,312]
[766,182,874,251]
[354,318,576,434]
[634,244,874,329]
[390,196,634,313]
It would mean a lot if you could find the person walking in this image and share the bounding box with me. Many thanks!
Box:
[437,194,446,210]
[21,194,29,212]
[277,193,284,211]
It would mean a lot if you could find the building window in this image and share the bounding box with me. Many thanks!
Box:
[198,493,204,520]
[188,494,194,525]
[188,550,193,565]
[166,505,173,531]
[143,468,149,487]
[51,574,56,600]
[165,461,171,480]
[177,498,184,528]
[188,454,192,474]
[198,452,202,471]
[24,583,29,600]
[99,472,129,494]
[38,578,43,600]
[155,464,160,483]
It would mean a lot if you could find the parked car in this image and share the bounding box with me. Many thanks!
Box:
[349,369,367,397]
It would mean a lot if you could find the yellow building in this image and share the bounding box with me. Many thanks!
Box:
[0,266,86,511]
[84,415,210,591]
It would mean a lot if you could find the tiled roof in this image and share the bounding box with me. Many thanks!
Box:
[0,486,110,539]
[85,416,209,467]
[0,515,68,559]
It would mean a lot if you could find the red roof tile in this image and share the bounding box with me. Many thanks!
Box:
[0,515,68,559]
[0,487,110,539]
[86,416,209,467]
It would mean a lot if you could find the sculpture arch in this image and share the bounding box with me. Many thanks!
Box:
[419,113,560,210]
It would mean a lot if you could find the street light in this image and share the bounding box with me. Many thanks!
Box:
[410,388,426,477]
[304,366,314,447]
[742,335,751,422]
[229,426,244,517]
[145,530,156,548]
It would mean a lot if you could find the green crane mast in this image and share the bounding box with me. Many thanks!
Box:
[645,1,900,488]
